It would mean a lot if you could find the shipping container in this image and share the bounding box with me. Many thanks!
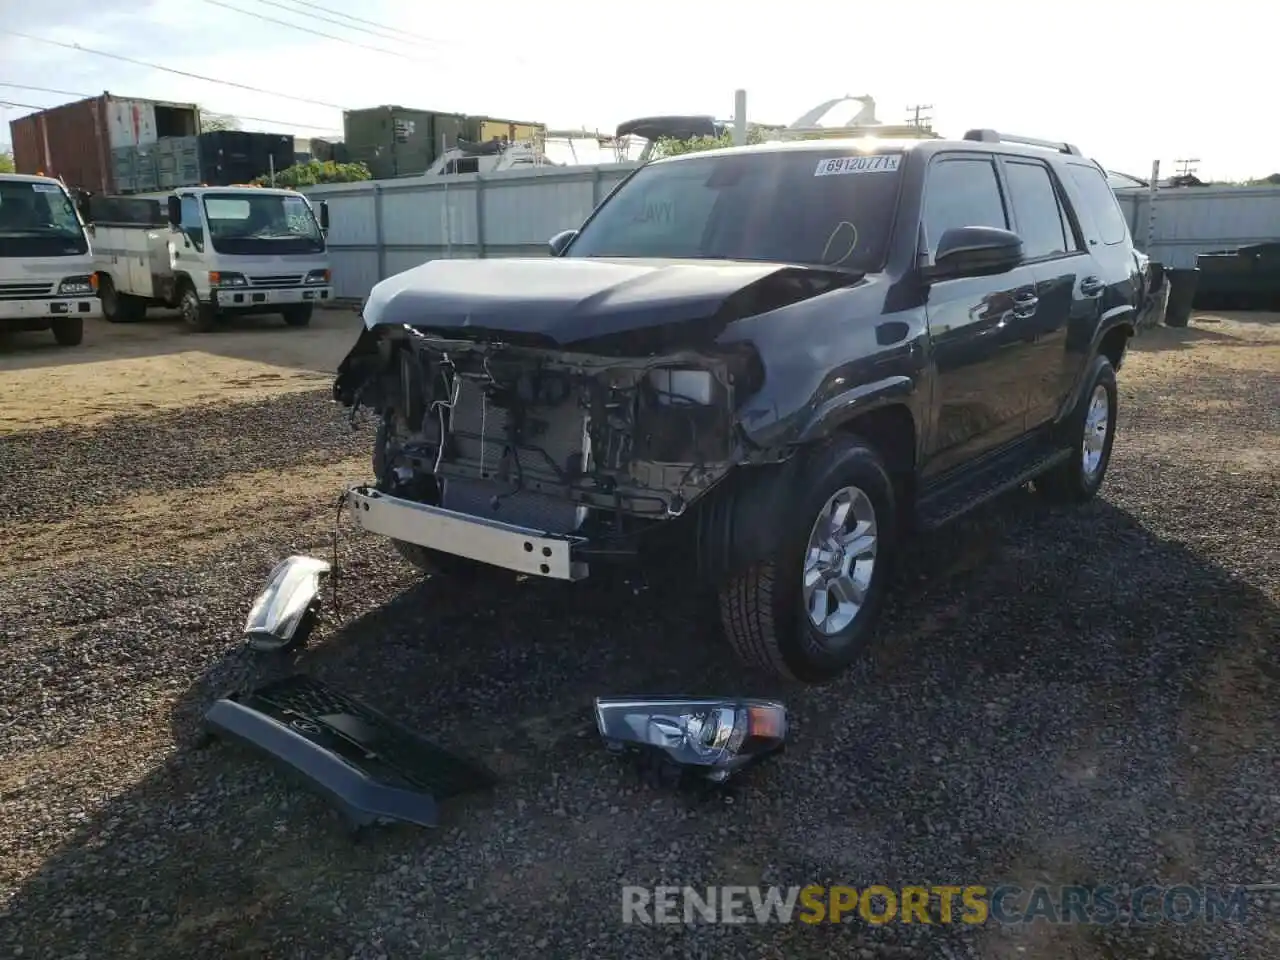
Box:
[8,93,200,195]
[477,118,546,145]
[434,113,471,153]
[308,138,338,163]
[344,106,478,178]
[196,131,295,186]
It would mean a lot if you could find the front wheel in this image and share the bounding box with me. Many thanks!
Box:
[51,317,84,346]
[178,286,217,332]
[1035,354,1118,503]
[718,437,897,683]
[282,304,313,327]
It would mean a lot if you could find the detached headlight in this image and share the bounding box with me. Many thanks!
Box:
[210,271,248,288]
[243,555,331,653]
[646,367,715,405]
[305,269,331,285]
[58,275,95,296]
[594,697,787,783]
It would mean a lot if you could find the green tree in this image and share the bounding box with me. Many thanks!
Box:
[649,126,770,159]
[200,110,241,132]
[252,159,372,188]
[0,149,14,174]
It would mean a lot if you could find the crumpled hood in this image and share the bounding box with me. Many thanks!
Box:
[361,256,853,346]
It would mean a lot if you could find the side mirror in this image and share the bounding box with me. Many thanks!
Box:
[548,229,578,257]
[318,200,330,231]
[75,193,92,224]
[922,226,1023,283]
[166,195,182,228]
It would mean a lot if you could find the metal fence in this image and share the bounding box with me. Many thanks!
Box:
[305,166,1280,301]
[304,163,639,301]
[1115,184,1280,269]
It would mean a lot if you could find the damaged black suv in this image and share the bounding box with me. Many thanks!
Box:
[335,129,1160,683]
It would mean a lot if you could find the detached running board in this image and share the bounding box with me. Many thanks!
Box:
[203,675,497,831]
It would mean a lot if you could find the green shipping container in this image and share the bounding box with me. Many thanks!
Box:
[343,105,445,179]
[433,112,471,152]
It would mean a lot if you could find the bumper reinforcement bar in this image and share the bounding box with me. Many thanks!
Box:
[346,484,589,580]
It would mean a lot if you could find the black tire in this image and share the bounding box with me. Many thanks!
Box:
[178,284,217,332]
[120,293,148,321]
[1035,354,1118,504]
[718,436,898,683]
[282,304,313,327]
[51,317,84,346]
[99,276,125,323]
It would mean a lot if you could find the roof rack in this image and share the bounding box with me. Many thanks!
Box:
[963,129,1081,156]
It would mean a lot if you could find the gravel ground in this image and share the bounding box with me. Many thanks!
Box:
[1,311,1278,960]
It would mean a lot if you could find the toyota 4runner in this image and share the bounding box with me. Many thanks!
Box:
[334,129,1165,683]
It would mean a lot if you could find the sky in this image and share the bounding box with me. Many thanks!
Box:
[1,0,1278,181]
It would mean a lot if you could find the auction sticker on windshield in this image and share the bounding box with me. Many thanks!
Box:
[31,183,64,193]
[814,155,901,177]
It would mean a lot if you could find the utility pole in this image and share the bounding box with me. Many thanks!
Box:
[906,104,933,129]
[1175,157,1200,178]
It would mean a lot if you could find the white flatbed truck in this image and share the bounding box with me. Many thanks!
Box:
[85,185,332,331]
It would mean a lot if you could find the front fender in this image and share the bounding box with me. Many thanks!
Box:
[795,375,917,444]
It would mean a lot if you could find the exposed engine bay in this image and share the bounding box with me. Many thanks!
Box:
[334,326,771,540]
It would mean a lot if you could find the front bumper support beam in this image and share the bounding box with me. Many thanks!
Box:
[346,485,589,581]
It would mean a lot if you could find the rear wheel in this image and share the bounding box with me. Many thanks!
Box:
[282,304,313,327]
[51,317,84,346]
[718,436,897,683]
[178,285,217,332]
[1036,355,1118,503]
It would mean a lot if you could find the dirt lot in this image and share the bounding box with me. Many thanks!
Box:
[1,308,1277,959]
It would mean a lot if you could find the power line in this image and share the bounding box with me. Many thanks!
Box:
[240,0,538,70]
[199,0,436,63]
[0,81,340,133]
[0,28,350,111]
[0,99,44,110]
[248,0,428,46]
[270,0,458,47]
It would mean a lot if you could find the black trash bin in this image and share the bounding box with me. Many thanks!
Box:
[1164,267,1200,328]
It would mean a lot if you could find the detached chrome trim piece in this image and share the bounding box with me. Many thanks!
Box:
[346,485,588,581]
[243,555,330,652]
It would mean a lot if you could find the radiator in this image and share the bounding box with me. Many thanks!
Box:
[440,375,588,534]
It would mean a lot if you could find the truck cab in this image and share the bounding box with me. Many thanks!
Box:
[88,185,332,331]
[0,173,100,347]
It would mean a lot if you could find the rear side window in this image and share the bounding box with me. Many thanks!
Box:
[922,156,1008,256]
[1067,163,1129,245]
[1003,160,1074,259]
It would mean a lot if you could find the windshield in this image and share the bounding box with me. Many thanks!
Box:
[0,180,88,258]
[567,150,903,271]
[202,193,324,255]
